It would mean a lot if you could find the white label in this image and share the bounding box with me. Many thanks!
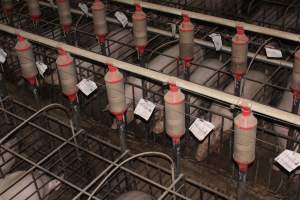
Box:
[35,61,48,77]
[77,79,98,96]
[265,47,282,58]
[189,118,215,141]
[209,33,222,51]
[275,150,300,172]
[114,11,128,28]
[78,3,89,16]
[0,48,7,64]
[134,98,156,121]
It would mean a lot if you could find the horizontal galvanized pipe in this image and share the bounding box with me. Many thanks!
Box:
[38,1,293,69]
[0,23,299,127]
[113,0,300,43]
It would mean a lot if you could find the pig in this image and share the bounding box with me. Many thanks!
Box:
[115,191,154,200]
[0,170,62,200]
[189,58,227,115]
[195,70,268,161]
[0,137,19,177]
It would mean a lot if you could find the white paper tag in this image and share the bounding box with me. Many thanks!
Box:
[35,61,48,77]
[0,48,7,64]
[209,33,222,51]
[114,11,128,28]
[134,98,156,120]
[77,79,98,96]
[265,47,282,58]
[189,118,215,141]
[275,150,300,172]
[78,3,89,16]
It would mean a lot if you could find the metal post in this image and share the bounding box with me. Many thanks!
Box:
[0,73,8,99]
[117,118,126,152]
[234,78,241,97]
[139,50,150,141]
[100,41,107,56]
[64,32,73,45]
[183,65,190,154]
[31,85,40,107]
[173,140,181,178]
[70,101,80,130]
[237,168,247,200]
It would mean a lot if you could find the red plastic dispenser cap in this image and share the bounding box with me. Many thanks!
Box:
[15,34,31,51]
[58,48,66,55]
[182,14,190,27]
[17,34,25,42]
[108,64,117,72]
[169,82,178,92]
[241,106,250,117]
[232,23,249,45]
[135,4,142,12]
[236,24,245,35]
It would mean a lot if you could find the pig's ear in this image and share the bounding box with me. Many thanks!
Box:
[48,176,63,191]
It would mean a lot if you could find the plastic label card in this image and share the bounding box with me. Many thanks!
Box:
[35,61,48,77]
[115,11,128,28]
[265,47,283,58]
[0,48,7,64]
[189,118,215,141]
[275,150,300,172]
[134,98,156,121]
[78,3,89,16]
[209,33,222,51]
[77,79,98,96]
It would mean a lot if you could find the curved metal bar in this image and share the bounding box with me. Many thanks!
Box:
[86,151,176,200]
[0,103,70,144]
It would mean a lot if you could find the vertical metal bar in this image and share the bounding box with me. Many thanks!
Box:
[183,66,190,155]
[100,42,107,56]
[237,169,247,200]
[234,78,241,97]
[174,142,181,178]
[117,118,126,152]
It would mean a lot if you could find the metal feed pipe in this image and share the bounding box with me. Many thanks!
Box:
[113,0,300,43]
[0,23,300,127]
[38,1,293,69]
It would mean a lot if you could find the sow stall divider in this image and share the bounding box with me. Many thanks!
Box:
[0,23,299,128]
